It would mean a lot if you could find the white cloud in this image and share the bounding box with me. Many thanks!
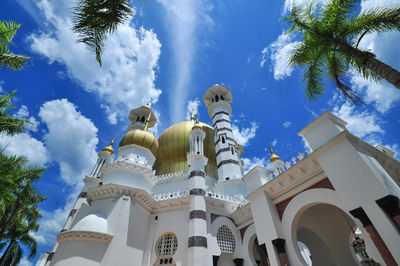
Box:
[332,102,383,138]
[15,105,40,132]
[283,0,328,14]
[283,121,292,128]
[28,0,162,123]
[262,32,300,80]
[29,231,47,244]
[185,98,201,121]
[18,257,33,266]
[157,0,214,123]
[0,133,48,166]
[39,99,98,185]
[33,98,99,246]
[242,157,269,174]
[232,122,258,147]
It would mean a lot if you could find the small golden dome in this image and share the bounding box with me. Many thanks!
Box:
[269,144,281,163]
[119,129,159,155]
[102,137,115,154]
[153,121,217,176]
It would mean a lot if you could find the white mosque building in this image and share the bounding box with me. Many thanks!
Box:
[37,85,400,266]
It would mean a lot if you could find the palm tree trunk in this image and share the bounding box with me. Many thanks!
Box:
[364,56,400,89]
[342,42,400,89]
[0,239,15,265]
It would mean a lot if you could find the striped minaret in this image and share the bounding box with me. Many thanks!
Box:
[187,118,209,266]
[203,84,242,182]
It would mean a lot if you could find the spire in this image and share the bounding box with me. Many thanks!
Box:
[192,113,202,129]
[143,112,152,131]
[102,136,116,154]
[269,143,280,163]
[190,109,195,121]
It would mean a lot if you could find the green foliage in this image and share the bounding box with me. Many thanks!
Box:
[0,21,30,70]
[284,0,400,103]
[73,0,133,66]
[0,91,27,136]
[0,151,46,265]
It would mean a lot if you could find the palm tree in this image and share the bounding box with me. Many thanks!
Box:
[0,219,38,266]
[0,21,30,70]
[285,0,400,103]
[0,91,27,135]
[73,0,133,66]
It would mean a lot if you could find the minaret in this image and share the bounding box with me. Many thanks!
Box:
[44,139,115,265]
[269,144,284,175]
[89,137,115,178]
[187,116,209,266]
[203,84,242,182]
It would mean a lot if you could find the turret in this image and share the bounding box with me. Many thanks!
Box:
[187,115,210,265]
[269,144,284,175]
[89,137,115,178]
[203,84,242,182]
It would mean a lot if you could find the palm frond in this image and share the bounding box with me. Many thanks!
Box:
[0,91,27,136]
[0,54,30,71]
[345,6,400,41]
[73,0,133,66]
[303,48,326,101]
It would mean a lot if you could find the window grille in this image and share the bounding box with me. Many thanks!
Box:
[156,233,178,257]
[217,225,236,253]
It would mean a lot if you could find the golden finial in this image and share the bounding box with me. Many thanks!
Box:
[102,136,116,154]
[195,113,199,123]
[144,112,152,131]
[190,109,195,121]
[192,113,202,129]
[269,143,281,163]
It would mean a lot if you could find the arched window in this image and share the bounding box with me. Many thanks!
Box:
[140,116,145,123]
[222,136,225,144]
[215,95,219,102]
[220,95,225,101]
[217,225,236,253]
[156,232,178,257]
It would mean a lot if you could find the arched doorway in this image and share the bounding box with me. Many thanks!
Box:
[294,204,359,266]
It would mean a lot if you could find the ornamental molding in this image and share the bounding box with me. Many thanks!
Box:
[87,183,242,215]
[101,161,157,185]
[83,176,102,185]
[57,231,113,244]
[117,143,156,161]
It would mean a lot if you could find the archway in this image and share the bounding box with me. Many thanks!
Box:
[295,204,359,266]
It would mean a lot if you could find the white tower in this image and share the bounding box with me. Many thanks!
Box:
[269,144,284,175]
[203,84,245,196]
[88,138,115,178]
[187,117,210,266]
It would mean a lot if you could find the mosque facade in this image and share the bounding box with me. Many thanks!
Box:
[37,85,400,266]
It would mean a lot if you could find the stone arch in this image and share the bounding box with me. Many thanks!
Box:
[242,223,259,265]
[280,188,384,265]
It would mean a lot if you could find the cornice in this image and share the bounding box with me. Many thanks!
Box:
[101,161,157,185]
[57,231,113,244]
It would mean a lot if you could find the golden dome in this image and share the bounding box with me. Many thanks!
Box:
[102,137,115,154]
[153,121,217,176]
[119,129,159,155]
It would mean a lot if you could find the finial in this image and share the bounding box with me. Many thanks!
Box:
[269,143,281,163]
[103,135,116,154]
[144,112,152,131]
[195,113,199,124]
[269,143,274,154]
[190,109,195,121]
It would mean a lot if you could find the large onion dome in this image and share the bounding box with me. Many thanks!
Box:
[119,129,159,156]
[153,121,217,176]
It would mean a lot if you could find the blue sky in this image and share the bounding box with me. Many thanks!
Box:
[1,0,399,264]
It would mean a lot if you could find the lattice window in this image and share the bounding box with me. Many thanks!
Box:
[156,233,178,257]
[217,225,236,253]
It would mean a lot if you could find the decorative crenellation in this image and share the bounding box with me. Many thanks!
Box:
[154,171,218,185]
[57,231,113,244]
[101,160,157,184]
[268,149,312,179]
[152,190,189,201]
